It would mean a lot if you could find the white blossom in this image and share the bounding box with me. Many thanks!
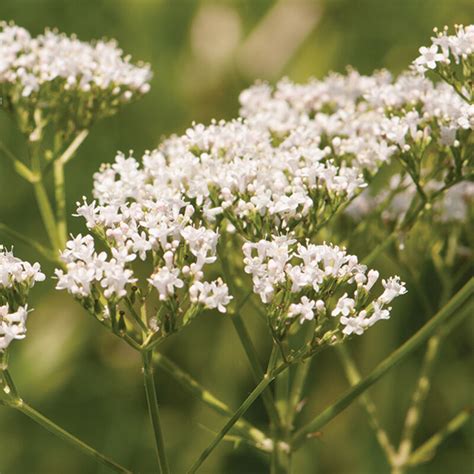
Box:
[0,247,43,352]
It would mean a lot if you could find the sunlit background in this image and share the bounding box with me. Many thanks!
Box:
[0,1,473,473]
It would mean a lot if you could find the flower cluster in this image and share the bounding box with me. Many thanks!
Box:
[0,21,152,137]
[413,25,473,104]
[0,246,45,351]
[414,25,473,72]
[92,121,366,241]
[243,237,406,353]
[55,194,231,348]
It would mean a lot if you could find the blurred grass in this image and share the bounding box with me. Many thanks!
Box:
[0,0,473,473]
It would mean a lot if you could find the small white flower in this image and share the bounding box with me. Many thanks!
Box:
[288,296,316,324]
[332,294,355,318]
[148,267,184,301]
[378,276,407,305]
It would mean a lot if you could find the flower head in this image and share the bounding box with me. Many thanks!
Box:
[0,247,44,352]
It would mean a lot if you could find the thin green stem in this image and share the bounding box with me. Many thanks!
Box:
[407,408,472,467]
[32,179,61,250]
[272,349,292,473]
[153,352,272,451]
[0,222,58,262]
[231,313,281,427]
[292,278,473,449]
[29,145,61,251]
[187,361,291,474]
[1,369,130,473]
[218,240,281,427]
[54,159,67,248]
[125,298,148,333]
[286,360,310,430]
[335,344,396,462]
[15,401,132,473]
[58,129,89,165]
[286,323,315,430]
[395,335,441,467]
[0,140,39,183]
[141,350,170,474]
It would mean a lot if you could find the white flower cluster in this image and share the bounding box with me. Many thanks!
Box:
[0,22,151,98]
[92,121,366,241]
[414,25,474,73]
[243,237,406,341]
[0,22,152,136]
[55,194,231,339]
[241,71,473,156]
[0,246,45,351]
[240,70,398,172]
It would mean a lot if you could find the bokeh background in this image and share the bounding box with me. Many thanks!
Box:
[0,1,473,473]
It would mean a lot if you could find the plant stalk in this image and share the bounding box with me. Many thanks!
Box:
[292,278,473,449]
[141,350,170,474]
[54,158,67,248]
[1,370,130,473]
[187,361,291,473]
[153,352,272,451]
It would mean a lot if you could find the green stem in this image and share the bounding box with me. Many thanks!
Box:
[395,335,441,467]
[292,278,473,449]
[335,344,396,462]
[141,350,170,474]
[15,401,132,473]
[272,352,291,473]
[58,129,89,165]
[286,324,315,430]
[54,158,67,248]
[0,222,58,262]
[1,369,130,473]
[218,240,281,427]
[0,140,39,183]
[187,361,291,474]
[33,179,61,250]
[29,145,61,251]
[407,409,472,467]
[231,313,281,427]
[153,352,272,451]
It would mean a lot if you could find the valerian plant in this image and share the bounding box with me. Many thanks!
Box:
[0,22,473,474]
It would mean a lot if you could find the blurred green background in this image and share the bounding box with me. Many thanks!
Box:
[0,0,473,473]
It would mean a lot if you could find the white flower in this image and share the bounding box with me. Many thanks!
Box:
[0,304,30,351]
[414,45,446,72]
[332,294,355,318]
[0,247,41,351]
[340,311,368,336]
[189,278,232,313]
[0,246,45,289]
[148,266,184,301]
[0,22,152,101]
[288,296,315,324]
[378,276,407,305]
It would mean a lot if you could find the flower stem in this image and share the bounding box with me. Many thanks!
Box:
[15,401,132,473]
[231,313,281,427]
[0,222,58,262]
[33,178,61,251]
[141,350,170,474]
[187,361,291,474]
[335,344,396,462]
[54,158,67,249]
[29,145,61,251]
[153,352,271,451]
[395,335,441,466]
[292,278,473,449]
[406,408,472,467]
[1,369,130,473]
